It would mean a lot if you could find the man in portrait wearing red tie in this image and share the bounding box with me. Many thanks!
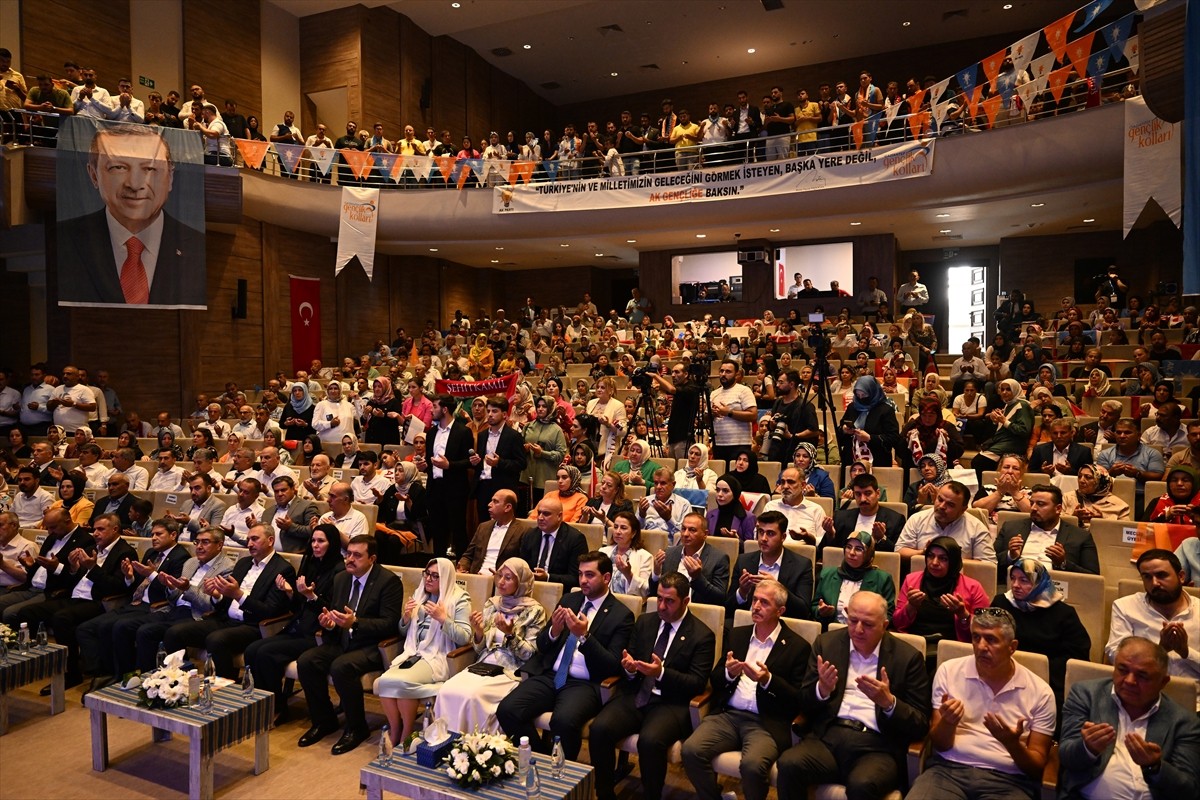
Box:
[58,124,206,308]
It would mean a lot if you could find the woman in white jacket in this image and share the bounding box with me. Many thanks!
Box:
[312,380,356,442]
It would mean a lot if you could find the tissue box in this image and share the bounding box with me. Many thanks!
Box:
[416,732,461,768]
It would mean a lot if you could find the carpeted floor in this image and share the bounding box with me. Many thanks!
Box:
[0,682,717,799]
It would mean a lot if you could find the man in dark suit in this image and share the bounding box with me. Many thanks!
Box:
[1029,418,1092,477]
[775,591,932,800]
[496,551,635,760]
[163,523,296,678]
[1074,399,1122,449]
[994,483,1100,579]
[589,571,716,800]
[11,508,95,628]
[58,125,206,308]
[682,578,812,800]
[296,534,404,754]
[519,496,588,589]
[820,474,906,552]
[424,394,473,555]
[727,509,813,620]
[1058,636,1200,799]
[258,475,320,553]
[471,396,527,521]
[30,442,62,487]
[76,517,190,689]
[650,512,730,606]
[17,512,137,689]
[89,472,135,529]
[458,489,535,574]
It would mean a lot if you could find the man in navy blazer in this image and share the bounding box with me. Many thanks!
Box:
[424,395,474,555]
[296,534,404,755]
[993,483,1100,578]
[727,509,813,620]
[58,125,205,308]
[683,578,812,800]
[589,571,717,800]
[496,551,635,761]
[650,512,730,606]
[821,473,906,552]
[1029,419,1093,477]
[519,496,588,589]
[471,396,527,521]
[163,523,296,678]
[775,592,932,800]
[1058,636,1200,799]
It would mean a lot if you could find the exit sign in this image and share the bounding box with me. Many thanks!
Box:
[138,76,155,89]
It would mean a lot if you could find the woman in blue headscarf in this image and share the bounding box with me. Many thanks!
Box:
[281,382,316,441]
[836,376,901,466]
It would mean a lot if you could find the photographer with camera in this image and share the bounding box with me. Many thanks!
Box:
[645,361,701,459]
[759,369,820,465]
[1094,264,1128,309]
[709,360,758,463]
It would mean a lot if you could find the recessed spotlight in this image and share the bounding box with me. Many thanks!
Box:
[902,21,911,27]
[490,259,499,263]
[939,229,952,234]
[747,48,756,54]
[451,1,460,7]
[1030,202,1045,208]
[495,246,504,250]
[1003,3,1013,9]
[695,234,707,239]
[610,72,619,77]
[849,221,862,226]
[626,239,637,243]
[769,228,781,233]
[522,44,531,50]
[594,253,604,257]
[428,248,438,252]
[935,213,951,218]
[560,243,570,247]
[682,60,688,65]
[1083,218,1095,223]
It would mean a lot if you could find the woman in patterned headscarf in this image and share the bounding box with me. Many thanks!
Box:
[812,530,896,629]
[1061,463,1131,525]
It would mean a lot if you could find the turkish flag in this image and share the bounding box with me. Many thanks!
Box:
[290,275,322,374]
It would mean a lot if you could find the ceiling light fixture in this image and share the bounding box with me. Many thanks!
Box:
[495,246,504,250]
[626,239,637,243]
[769,228,780,232]
[695,234,706,238]
[849,221,862,226]
[522,44,531,50]
[935,213,950,218]
[594,253,605,257]
[1003,4,1013,9]
[560,243,570,247]
[902,21,911,27]
[428,248,438,252]
[451,1,460,7]
[611,72,618,77]
[939,229,952,234]
[747,48,756,54]
[490,259,499,263]
[1030,202,1045,208]
[1083,218,1095,223]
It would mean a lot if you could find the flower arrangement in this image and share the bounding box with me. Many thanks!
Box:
[136,650,193,709]
[441,731,518,790]
[0,623,16,647]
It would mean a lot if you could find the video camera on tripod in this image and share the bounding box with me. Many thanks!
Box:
[762,413,789,462]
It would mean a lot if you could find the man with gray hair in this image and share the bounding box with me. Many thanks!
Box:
[1059,635,1200,799]
[1075,399,1122,449]
[907,607,1055,800]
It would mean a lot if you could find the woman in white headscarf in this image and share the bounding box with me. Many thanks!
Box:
[432,558,547,734]
[674,442,717,490]
[374,557,472,744]
[312,380,356,442]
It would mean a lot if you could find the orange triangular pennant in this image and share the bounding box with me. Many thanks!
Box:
[907,110,929,140]
[967,85,983,117]
[234,138,270,170]
[339,148,374,180]
[906,88,926,114]
[508,160,535,185]
[1047,65,1072,103]
[456,164,471,190]
[1044,10,1075,63]
[981,48,1007,92]
[434,155,455,181]
[1066,31,1096,77]
[850,121,864,150]
[980,94,1003,128]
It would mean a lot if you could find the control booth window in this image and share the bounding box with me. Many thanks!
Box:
[673,251,742,305]
[773,243,854,300]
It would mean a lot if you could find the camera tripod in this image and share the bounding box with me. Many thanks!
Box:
[630,384,666,459]
[802,347,840,464]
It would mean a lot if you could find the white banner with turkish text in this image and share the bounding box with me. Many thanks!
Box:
[491,139,936,214]
[1123,96,1180,237]
[335,186,379,280]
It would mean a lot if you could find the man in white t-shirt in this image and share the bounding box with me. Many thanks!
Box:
[318,481,369,553]
[47,365,96,433]
[709,360,758,462]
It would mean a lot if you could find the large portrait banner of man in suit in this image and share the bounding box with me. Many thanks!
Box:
[57,116,206,309]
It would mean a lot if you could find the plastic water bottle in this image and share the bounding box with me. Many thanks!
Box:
[156,641,167,668]
[525,758,541,800]
[378,724,393,766]
[17,622,29,654]
[198,678,213,713]
[203,654,216,683]
[241,666,255,696]
[35,622,48,649]
[518,736,532,780]
[422,700,435,733]
[550,736,565,778]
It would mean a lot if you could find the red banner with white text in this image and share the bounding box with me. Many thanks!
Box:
[435,373,519,399]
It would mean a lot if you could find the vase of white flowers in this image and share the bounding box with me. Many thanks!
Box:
[136,649,193,709]
[441,731,518,790]
[0,623,16,647]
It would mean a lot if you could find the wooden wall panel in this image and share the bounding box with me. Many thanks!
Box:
[182,0,262,124]
[389,255,444,333]
[21,0,131,91]
[399,16,433,133]
[360,7,403,140]
[262,223,339,378]
[430,37,468,139]
[441,263,496,328]
[195,221,265,395]
[299,7,363,132]
[464,52,492,145]
[336,255,392,361]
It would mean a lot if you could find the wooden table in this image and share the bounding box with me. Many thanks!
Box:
[361,751,594,800]
[85,683,274,800]
[0,644,67,734]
